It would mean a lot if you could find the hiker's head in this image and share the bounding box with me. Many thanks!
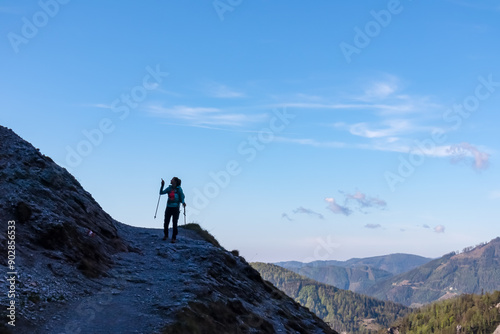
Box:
[171,177,181,186]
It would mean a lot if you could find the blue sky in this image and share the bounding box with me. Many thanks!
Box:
[1,0,499,263]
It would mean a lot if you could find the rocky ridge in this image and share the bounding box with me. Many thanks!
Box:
[0,125,127,278]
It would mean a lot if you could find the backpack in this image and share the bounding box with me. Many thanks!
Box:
[168,189,176,201]
[168,187,182,203]
[166,178,182,203]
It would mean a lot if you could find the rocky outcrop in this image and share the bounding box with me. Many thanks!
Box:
[0,125,127,278]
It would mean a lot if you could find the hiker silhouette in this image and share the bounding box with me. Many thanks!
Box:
[160,177,186,243]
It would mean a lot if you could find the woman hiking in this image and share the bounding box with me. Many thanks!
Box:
[159,177,186,243]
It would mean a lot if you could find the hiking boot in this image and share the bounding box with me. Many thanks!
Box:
[171,239,176,243]
[162,236,167,241]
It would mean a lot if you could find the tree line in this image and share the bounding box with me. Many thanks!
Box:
[251,262,409,333]
[382,290,500,334]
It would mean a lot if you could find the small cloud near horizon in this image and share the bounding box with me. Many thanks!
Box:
[434,225,446,233]
[284,190,387,221]
[363,81,398,100]
[448,142,490,171]
[203,81,246,98]
[343,191,387,212]
[325,198,352,216]
[293,207,324,220]
[324,190,387,217]
[365,224,382,229]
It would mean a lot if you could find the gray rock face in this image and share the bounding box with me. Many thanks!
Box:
[0,125,127,278]
[0,126,337,334]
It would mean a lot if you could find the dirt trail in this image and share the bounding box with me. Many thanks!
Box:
[6,222,338,334]
[17,224,213,334]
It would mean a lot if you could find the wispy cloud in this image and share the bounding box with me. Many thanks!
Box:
[351,78,441,116]
[86,103,113,109]
[274,101,422,114]
[270,75,454,158]
[293,207,324,220]
[325,198,352,216]
[365,224,382,229]
[271,75,426,114]
[325,191,387,217]
[284,191,386,220]
[448,142,490,170]
[203,82,246,98]
[434,225,446,233]
[276,134,490,168]
[342,191,387,212]
[146,104,266,127]
[155,88,182,97]
[274,136,347,149]
[271,75,455,164]
[359,76,400,101]
[346,119,425,139]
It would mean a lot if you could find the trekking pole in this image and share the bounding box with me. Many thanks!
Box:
[183,205,186,225]
[154,178,163,219]
[154,193,161,219]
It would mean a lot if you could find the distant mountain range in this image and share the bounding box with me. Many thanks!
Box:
[252,238,500,333]
[275,253,431,292]
[275,238,500,307]
[364,237,500,307]
[276,253,432,275]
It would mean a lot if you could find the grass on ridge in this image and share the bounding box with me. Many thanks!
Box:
[179,223,221,248]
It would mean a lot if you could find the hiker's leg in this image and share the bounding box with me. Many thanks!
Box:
[172,207,180,240]
[164,207,173,238]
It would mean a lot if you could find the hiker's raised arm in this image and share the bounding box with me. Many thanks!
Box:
[159,179,168,195]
